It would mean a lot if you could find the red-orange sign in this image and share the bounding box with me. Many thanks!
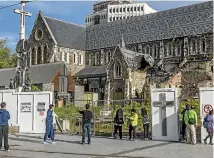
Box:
[39,112,44,116]
[203,104,213,114]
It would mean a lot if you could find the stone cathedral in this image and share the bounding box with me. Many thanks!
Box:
[27,1,213,102]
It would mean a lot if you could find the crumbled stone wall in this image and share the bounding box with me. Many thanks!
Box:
[129,70,147,97]
[181,70,210,98]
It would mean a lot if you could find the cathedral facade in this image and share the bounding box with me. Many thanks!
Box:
[24,1,213,102]
[75,1,213,102]
[27,11,86,97]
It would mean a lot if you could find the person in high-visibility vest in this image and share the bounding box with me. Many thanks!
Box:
[184,105,197,145]
[127,109,138,141]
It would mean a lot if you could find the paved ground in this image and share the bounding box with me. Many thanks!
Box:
[0,134,212,158]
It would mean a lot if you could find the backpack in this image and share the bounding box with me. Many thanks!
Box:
[203,117,207,128]
[143,114,150,124]
[117,113,124,124]
[187,111,195,125]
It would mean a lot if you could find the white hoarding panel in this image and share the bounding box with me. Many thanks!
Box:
[34,93,51,133]
[3,91,18,125]
[151,88,179,141]
[200,87,214,144]
[18,94,34,133]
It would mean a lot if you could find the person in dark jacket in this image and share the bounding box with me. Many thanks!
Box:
[79,104,93,145]
[43,104,56,144]
[0,102,10,151]
[203,110,213,145]
[181,104,189,142]
[141,108,150,140]
[113,108,124,140]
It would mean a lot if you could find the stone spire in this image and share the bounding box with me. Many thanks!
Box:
[121,34,126,48]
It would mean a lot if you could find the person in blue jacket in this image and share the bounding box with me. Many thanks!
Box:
[0,102,10,151]
[43,104,56,144]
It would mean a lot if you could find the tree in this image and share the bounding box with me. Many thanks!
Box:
[0,39,17,69]
[31,85,41,91]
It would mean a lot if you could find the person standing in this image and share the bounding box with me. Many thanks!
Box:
[43,104,56,144]
[184,105,197,145]
[113,108,124,140]
[203,110,213,145]
[181,105,189,142]
[48,110,58,140]
[141,108,150,140]
[79,104,93,145]
[128,109,138,141]
[0,102,10,151]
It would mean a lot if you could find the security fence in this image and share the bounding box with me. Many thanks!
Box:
[54,97,201,140]
[54,99,150,137]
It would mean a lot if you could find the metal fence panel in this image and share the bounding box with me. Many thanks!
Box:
[54,97,201,141]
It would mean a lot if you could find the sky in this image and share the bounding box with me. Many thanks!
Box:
[0,0,206,51]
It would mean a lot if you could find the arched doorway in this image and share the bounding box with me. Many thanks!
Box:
[43,45,48,63]
[113,88,124,100]
[37,46,42,64]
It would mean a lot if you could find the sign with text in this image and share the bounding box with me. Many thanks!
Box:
[37,102,46,112]
[200,88,214,144]
[20,102,32,113]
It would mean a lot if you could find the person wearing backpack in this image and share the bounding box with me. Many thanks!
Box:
[141,108,150,140]
[113,108,124,140]
[203,110,213,145]
[184,105,197,145]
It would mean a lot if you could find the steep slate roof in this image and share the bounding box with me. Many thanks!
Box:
[43,15,86,50]
[86,1,213,50]
[75,65,107,78]
[0,62,64,87]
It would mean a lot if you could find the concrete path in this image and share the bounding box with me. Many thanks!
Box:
[0,134,212,158]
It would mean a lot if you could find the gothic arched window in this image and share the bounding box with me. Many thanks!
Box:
[73,54,76,64]
[167,43,172,56]
[114,62,122,77]
[37,46,42,64]
[108,51,111,63]
[64,52,68,63]
[191,39,196,54]
[43,45,48,63]
[154,45,159,58]
[96,52,100,65]
[31,48,36,65]
[201,38,206,53]
[146,46,150,55]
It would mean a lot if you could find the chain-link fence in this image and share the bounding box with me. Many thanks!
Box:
[54,99,150,138]
[54,97,201,140]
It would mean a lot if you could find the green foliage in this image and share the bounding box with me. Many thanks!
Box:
[178,98,200,121]
[54,98,201,133]
[0,39,17,69]
[31,85,41,91]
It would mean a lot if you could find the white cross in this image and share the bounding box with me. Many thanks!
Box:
[153,93,174,136]
[14,0,32,40]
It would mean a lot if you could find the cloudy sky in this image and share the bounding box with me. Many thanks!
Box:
[0,0,206,51]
